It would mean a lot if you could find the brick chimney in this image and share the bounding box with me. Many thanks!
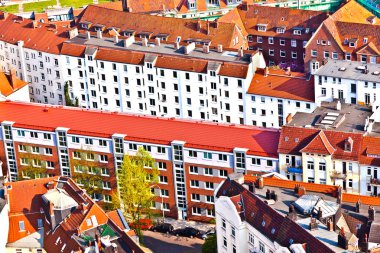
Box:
[32,20,38,29]
[69,28,78,39]
[196,19,201,32]
[206,20,210,35]
[142,37,148,47]
[86,31,91,40]
[96,30,102,39]
[264,67,269,77]
[8,68,18,88]
[217,44,223,53]
[309,216,318,231]
[338,227,348,249]
[327,218,334,231]
[355,200,361,213]
[368,206,375,221]
[122,0,129,12]
[257,177,264,189]
[298,186,306,196]
[155,37,161,46]
[238,48,244,57]
[241,1,248,11]
[0,12,8,20]
[114,35,119,43]
[203,44,209,54]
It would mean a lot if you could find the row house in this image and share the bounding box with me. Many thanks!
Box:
[219,3,327,72]
[314,60,380,106]
[119,0,247,19]
[305,0,380,73]
[0,101,280,221]
[359,136,380,197]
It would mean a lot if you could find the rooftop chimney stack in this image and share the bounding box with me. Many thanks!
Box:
[174,42,180,50]
[369,206,375,221]
[32,20,38,29]
[68,28,78,39]
[309,216,318,231]
[203,44,209,54]
[217,44,223,53]
[196,18,201,32]
[86,31,91,40]
[185,42,195,55]
[96,30,102,39]
[114,35,119,43]
[264,67,269,77]
[242,1,248,11]
[238,48,244,57]
[142,37,148,47]
[124,35,135,48]
[355,200,361,213]
[327,218,334,231]
[206,20,210,35]
[257,177,264,189]
[336,100,341,111]
[285,66,291,76]
[155,37,161,46]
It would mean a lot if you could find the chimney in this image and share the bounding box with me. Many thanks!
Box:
[96,30,102,39]
[122,0,129,12]
[238,48,244,57]
[196,18,201,32]
[241,1,248,11]
[266,189,271,200]
[81,202,89,214]
[317,207,323,220]
[338,227,348,250]
[285,66,291,75]
[257,177,264,189]
[309,216,318,231]
[174,42,180,50]
[336,100,341,111]
[248,182,255,193]
[114,35,119,43]
[367,119,374,133]
[86,31,91,40]
[327,218,334,231]
[206,20,210,35]
[298,186,306,196]
[264,67,269,77]
[337,186,342,205]
[142,37,148,47]
[355,200,361,213]
[271,190,278,201]
[213,20,219,28]
[32,20,38,29]
[68,28,78,39]
[8,68,17,88]
[155,37,161,46]
[124,35,135,48]
[217,44,223,53]
[287,205,297,221]
[185,42,195,55]
[369,206,375,221]
[203,44,209,54]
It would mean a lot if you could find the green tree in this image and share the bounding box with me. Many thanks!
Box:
[70,149,103,197]
[115,147,159,242]
[202,234,217,253]
[18,146,48,180]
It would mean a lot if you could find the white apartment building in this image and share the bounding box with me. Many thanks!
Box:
[314,60,380,106]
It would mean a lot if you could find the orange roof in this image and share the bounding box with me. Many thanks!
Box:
[0,101,280,157]
[247,68,314,102]
[107,210,128,230]
[0,71,28,97]
[359,136,380,166]
[278,126,363,161]
[95,47,145,65]
[0,13,70,54]
[331,0,380,24]
[219,4,327,41]
[61,42,86,57]
[77,5,243,48]
[300,130,335,155]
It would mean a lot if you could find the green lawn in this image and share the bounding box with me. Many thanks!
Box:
[0,0,112,13]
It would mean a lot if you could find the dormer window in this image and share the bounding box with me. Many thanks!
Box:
[305,28,310,33]
[257,24,267,32]
[293,28,302,35]
[344,137,353,152]
[364,37,368,44]
[188,0,196,9]
[344,38,348,45]
[276,27,285,34]
[349,39,357,48]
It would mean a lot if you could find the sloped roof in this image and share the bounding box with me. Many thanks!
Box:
[300,130,335,155]
[278,126,363,161]
[0,71,28,97]
[218,4,327,40]
[330,0,380,24]
[0,101,280,157]
[247,68,314,102]
[359,136,380,166]
[216,179,335,253]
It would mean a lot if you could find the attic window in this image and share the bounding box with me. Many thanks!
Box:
[271,228,276,234]
[276,27,285,34]
[61,244,66,252]
[349,42,356,48]
[293,29,302,35]
[176,36,181,43]
[344,38,348,45]
[295,138,299,143]
[86,218,92,226]
[289,239,294,245]
[262,221,266,227]
[251,212,254,217]
[285,137,289,142]
[305,28,310,33]
[364,37,368,44]
[257,24,267,32]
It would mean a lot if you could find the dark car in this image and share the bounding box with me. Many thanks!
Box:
[151,223,174,233]
[172,227,201,238]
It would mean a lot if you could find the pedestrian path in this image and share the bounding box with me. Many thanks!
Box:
[162,217,215,232]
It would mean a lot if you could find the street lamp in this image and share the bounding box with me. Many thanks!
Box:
[150,184,165,222]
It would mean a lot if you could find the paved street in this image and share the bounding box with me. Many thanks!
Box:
[143,230,203,253]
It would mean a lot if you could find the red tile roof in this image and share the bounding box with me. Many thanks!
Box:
[300,130,335,155]
[219,4,327,41]
[76,5,243,48]
[359,136,380,166]
[0,71,28,97]
[216,178,335,253]
[278,126,363,161]
[247,68,314,102]
[0,12,70,54]
[330,0,380,24]
[0,101,280,157]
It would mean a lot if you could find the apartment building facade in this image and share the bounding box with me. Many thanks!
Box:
[304,0,379,73]
[0,101,280,221]
[219,3,327,72]
[314,60,380,106]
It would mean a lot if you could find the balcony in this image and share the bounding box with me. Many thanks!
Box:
[330,171,346,179]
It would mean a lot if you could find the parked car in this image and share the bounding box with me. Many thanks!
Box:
[172,227,201,238]
[128,219,153,230]
[150,222,174,233]
[201,228,215,240]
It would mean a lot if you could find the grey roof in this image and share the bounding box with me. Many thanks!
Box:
[288,101,376,134]
[67,34,252,64]
[84,46,98,56]
[369,222,380,243]
[315,60,380,83]
[144,53,158,63]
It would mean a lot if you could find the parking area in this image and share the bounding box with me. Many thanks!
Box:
[143,230,203,253]
[161,217,215,231]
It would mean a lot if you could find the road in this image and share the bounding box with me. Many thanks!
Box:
[143,230,203,253]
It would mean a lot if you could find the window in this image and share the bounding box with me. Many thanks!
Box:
[307,157,314,170]
[280,50,286,57]
[99,155,108,162]
[252,158,261,165]
[47,161,54,168]
[268,37,274,44]
[192,207,201,215]
[19,221,25,231]
[348,179,353,188]
[203,152,212,159]
[204,167,213,176]
[218,154,227,161]
[32,146,40,154]
[311,50,317,57]
[267,160,273,167]
[190,180,199,188]
[85,138,93,145]
[99,140,107,147]
[235,152,245,169]
[191,193,200,201]
[189,166,198,174]
[31,131,38,138]
[86,153,95,161]
[280,39,285,46]
[101,168,110,176]
[157,146,166,154]
[17,130,25,137]
[269,49,274,56]
[249,233,254,245]
[206,195,214,203]
[157,162,166,170]
[129,143,137,150]
[19,145,26,152]
[231,226,236,238]
[257,36,263,43]
[259,242,265,253]
[205,182,214,189]
[45,148,53,155]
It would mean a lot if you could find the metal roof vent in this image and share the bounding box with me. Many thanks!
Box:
[338,67,346,71]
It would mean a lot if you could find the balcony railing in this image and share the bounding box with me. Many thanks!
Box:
[330,171,346,179]
[369,177,380,185]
